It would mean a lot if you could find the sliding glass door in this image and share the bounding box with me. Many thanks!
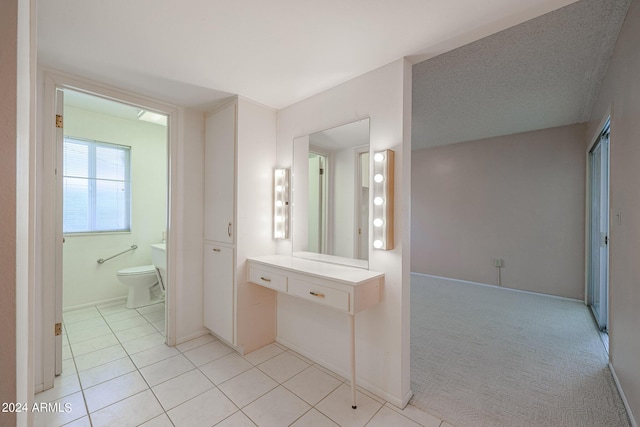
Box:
[588,122,610,331]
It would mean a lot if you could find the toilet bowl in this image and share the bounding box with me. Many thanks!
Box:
[116,265,158,308]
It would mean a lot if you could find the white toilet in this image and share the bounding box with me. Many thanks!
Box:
[116,265,158,309]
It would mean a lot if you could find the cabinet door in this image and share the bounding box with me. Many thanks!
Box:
[203,244,234,344]
[204,103,236,243]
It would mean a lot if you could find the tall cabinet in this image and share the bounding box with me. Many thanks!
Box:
[203,97,278,354]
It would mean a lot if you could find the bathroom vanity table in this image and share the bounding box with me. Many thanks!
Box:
[247,254,383,408]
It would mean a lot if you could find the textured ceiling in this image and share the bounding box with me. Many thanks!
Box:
[411,0,631,150]
[37,0,579,109]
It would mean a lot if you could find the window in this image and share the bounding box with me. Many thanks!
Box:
[63,137,131,233]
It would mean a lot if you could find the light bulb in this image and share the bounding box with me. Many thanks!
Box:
[374,197,384,206]
[373,240,384,249]
[373,218,383,227]
[275,200,283,207]
[374,174,384,183]
[276,185,283,192]
[374,152,384,162]
[275,216,283,222]
[275,169,285,177]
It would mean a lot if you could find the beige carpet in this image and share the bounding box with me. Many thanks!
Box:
[410,274,630,427]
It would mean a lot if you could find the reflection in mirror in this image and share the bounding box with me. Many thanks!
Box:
[293,118,370,268]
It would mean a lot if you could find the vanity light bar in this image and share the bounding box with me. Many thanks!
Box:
[372,150,394,250]
[274,168,290,240]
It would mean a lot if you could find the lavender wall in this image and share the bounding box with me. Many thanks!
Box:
[411,124,586,299]
[587,0,640,421]
[1,1,18,424]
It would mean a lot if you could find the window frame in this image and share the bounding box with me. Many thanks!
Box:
[62,136,132,234]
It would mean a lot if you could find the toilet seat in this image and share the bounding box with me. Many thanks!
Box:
[117,265,156,276]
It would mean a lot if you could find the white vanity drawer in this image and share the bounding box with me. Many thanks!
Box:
[288,279,350,312]
[249,268,287,292]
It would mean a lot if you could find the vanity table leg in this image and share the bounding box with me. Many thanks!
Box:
[350,314,357,409]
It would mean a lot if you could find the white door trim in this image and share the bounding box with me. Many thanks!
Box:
[40,70,180,390]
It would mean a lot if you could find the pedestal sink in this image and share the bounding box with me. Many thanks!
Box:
[150,243,167,290]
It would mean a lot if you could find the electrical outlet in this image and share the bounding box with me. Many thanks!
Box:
[494,258,504,268]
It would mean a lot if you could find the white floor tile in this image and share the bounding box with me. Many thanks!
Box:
[243,386,310,427]
[90,389,163,427]
[175,334,216,353]
[66,323,112,345]
[83,371,149,412]
[108,315,151,332]
[199,353,253,385]
[139,354,194,387]
[183,340,234,366]
[152,369,214,411]
[102,308,142,324]
[77,357,136,389]
[64,316,107,333]
[243,343,284,365]
[167,388,237,427]
[213,410,256,427]
[60,358,77,378]
[114,323,157,342]
[137,302,165,315]
[315,383,383,427]
[130,344,179,369]
[138,413,174,427]
[283,366,342,405]
[74,344,127,372]
[35,373,81,402]
[258,351,310,383]
[96,302,128,316]
[291,408,339,427]
[366,406,422,427]
[121,332,166,354]
[218,368,278,408]
[32,391,86,427]
[143,309,165,322]
[69,333,119,357]
[152,319,165,333]
[62,344,73,361]
[61,416,92,427]
[62,307,101,324]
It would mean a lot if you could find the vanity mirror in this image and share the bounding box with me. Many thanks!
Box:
[292,118,370,268]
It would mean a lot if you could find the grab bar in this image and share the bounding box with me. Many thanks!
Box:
[97,244,138,264]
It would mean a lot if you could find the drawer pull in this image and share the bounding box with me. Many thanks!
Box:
[260,277,272,282]
[309,291,325,298]
[212,248,221,252]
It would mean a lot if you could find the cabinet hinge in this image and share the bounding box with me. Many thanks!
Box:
[56,115,63,128]
[55,322,62,336]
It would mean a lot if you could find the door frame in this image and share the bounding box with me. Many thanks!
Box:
[584,109,611,334]
[41,70,180,389]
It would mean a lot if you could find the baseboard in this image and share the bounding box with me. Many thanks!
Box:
[609,362,638,427]
[401,388,414,409]
[174,329,210,347]
[411,272,583,303]
[276,336,407,408]
[63,296,127,312]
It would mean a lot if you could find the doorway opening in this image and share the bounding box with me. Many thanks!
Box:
[42,76,176,390]
[588,118,610,342]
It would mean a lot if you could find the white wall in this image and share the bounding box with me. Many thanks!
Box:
[275,59,412,406]
[587,0,640,422]
[235,97,278,354]
[173,107,206,344]
[62,106,167,309]
[411,124,586,299]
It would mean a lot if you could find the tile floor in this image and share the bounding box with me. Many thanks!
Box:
[36,301,450,427]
